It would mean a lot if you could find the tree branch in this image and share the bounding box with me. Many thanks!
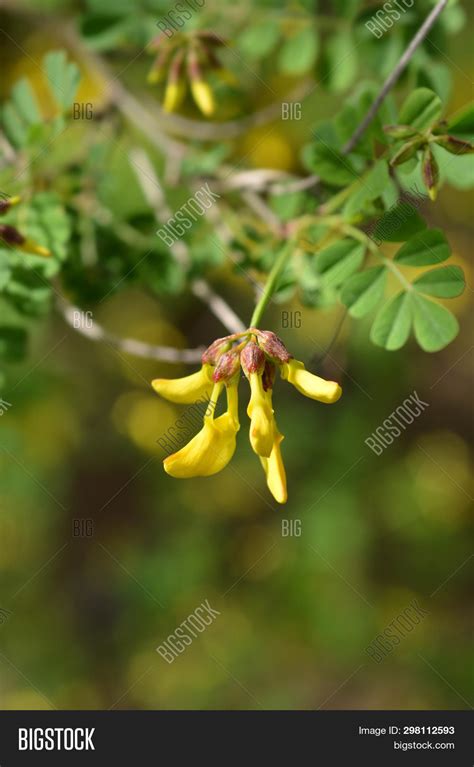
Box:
[57,296,204,363]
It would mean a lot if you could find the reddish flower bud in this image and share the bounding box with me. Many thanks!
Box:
[241,342,265,376]
[0,224,25,246]
[435,135,474,155]
[201,336,231,365]
[422,147,439,201]
[212,351,241,382]
[256,330,292,363]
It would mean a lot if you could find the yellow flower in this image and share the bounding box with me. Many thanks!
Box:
[163,80,186,112]
[247,371,273,457]
[152,329,342,504]
[260,424,287,505]
[152,364,213,404]
[164,382,239,478]
[280,359,342,403]
[190,80,215,116]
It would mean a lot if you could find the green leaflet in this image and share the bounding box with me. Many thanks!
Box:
[412,294,459,352]
[394,229,450,266]
[370,292,412,351]
[340,266,387,318]
[413,266,465,298]
[315,240,365,288]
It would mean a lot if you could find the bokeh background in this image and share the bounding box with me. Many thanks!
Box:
[0,0,473,710]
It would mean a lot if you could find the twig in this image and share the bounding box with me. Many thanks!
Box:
[57,296,204,363]
[241,189,284,235]
[128,147,246,333]
[343,0,449,154]
[271,0,449,194]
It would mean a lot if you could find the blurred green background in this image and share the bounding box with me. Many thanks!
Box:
[0,0,473,710]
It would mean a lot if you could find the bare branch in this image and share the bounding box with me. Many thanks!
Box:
[57,296,204,364]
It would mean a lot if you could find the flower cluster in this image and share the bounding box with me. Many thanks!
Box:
[147,31,226,116]
[152,329,342,504]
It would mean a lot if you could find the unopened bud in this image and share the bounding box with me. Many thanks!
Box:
[212,351,241,382]
[435,135,474,155]
[384,125,420,140]
[390,139,422,166]
[201,336,231,365]
[241,342,265,376]
[163,50,186,112]
[422,147,439,201]
[0,223,25,246]
[0,195,21,215]
[255,330,292,363]
[148,48,171,84]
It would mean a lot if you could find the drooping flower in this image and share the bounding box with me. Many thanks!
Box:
[280,359,342,404]
[152,328,342,504]
[163,381,240,478]
[152,364,214,404]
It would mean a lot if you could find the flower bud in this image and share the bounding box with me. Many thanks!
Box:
[390,139,422,166]
[256,330,291,363]
[0,195,20,215]
[163,50,186,112]
[0,223,25,246]
[201,336,232,365]
[241,342,265,376]
[187,47,215,116]
[384,125,420,140]
[435,135,474,155]
[422,146,439,201]
[212,351,241,383]
[148,47,171,85]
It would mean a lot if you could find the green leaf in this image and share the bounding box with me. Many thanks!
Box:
[2,103,28,146]
[322,29,357,92]
[399,88,443,131]
[316,239,365,287]
[340,266,387,318]
[394,229,450,266]
[237,20,281,60]
[373,202,426,242]
[447,102,474,139]
[44,50,81,110]
[11,78,41,124]
[413,265,465,298]
[278,26,319,75]
[412,293,459,351]
[0,326,28,362]
[370,292,412,350]
[306,143,358,186]
[344,160,390,216]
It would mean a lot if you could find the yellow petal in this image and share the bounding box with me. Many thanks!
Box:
[163,81,185,112]
[281,360,342,404]
[260,428,287,504]
[21,239,51,257]
[247,372,273,457]
[164,412,238,478]
[190,80,215,116]
[152,365,213,404]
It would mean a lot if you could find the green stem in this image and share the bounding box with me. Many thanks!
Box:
[250,240,293,328]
